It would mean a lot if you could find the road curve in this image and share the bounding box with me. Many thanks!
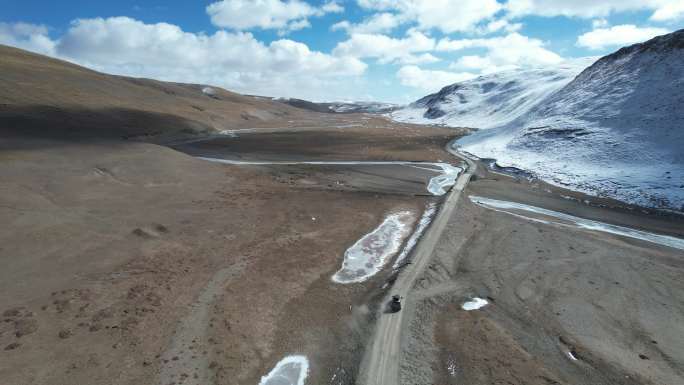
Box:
[198,157,462,197]
[358,149,476,385]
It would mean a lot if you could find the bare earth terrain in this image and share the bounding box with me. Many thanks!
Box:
[398,160,684,385]
[0,135,444,385]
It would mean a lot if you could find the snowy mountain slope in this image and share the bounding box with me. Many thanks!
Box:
[275,98,397,114]
[326,101,398,113]
[458,29,684,211]
[390,61,592,129]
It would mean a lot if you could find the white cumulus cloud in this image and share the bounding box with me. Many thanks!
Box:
[357,0,502,33]
[332,12,405,34]
[506,0,684,21]
[0,22,56,56]
[321,1,344,13]
[592,18,609,28]
[438,33,564,72]
[454,55,495,70]
[650,2,684,21]
[397,65,475,91]
[1,18,366,101]
[206,0,342,34]
[576,24,669,49]
[476,19,523,35]
[333,30,438,64]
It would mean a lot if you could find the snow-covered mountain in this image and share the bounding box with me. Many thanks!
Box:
[458,29,684,211]
[275,98,397,114]
[390,60,592,129]
[326,101,398,113]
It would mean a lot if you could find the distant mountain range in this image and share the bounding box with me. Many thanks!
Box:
[275,98,398,114]
[390,61,591,129]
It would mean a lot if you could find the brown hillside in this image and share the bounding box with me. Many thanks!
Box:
[0,45,312,140]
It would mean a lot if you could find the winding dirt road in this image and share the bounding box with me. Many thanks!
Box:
[358,152,476,385]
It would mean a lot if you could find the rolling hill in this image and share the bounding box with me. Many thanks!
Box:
[0,45,308,141]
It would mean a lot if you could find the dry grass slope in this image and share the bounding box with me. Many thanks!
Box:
[0,45,312,140]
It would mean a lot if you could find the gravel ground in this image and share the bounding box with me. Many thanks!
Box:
[397,166,684,385]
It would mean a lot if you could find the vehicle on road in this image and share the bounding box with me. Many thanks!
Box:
[388,295,402,313]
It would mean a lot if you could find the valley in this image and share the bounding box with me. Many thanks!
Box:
[2,26,684,385]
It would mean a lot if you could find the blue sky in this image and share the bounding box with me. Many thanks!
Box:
[1,0,682,102]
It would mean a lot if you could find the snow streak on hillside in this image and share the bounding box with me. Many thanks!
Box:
[458,30,684,211]
[390,61,591,129]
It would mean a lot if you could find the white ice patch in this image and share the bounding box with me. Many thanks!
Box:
[470,196,684,251]
[424,164,462,196]
[201,86,216,96]
[199,157,461,196]
[217,130,238,137]
[393,203,437,269]
[332,211,416,284]
[462,297,489,311]
[258,355,309,385]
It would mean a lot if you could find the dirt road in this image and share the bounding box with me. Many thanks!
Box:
[359,153,476,385]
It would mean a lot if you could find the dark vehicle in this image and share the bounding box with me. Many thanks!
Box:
[388,295,402,313]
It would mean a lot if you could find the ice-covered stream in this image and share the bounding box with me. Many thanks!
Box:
[199,157,461,196]
[393,202,437,269]
[470,196,684,250]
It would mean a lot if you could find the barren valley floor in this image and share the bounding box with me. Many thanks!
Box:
[1,125,683,385]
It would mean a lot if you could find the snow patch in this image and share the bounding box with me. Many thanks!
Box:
[327,101,397,114]
[258,355,309,385]
[332,211,416,284]
[424,164,462,196]
[393,202,437,268]
[469,196,684,250]
[462,297,489,311]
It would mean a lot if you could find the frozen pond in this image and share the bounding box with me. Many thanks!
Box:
[258,355,309,385]
[333,210,416,284]
[469,196,684,250]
